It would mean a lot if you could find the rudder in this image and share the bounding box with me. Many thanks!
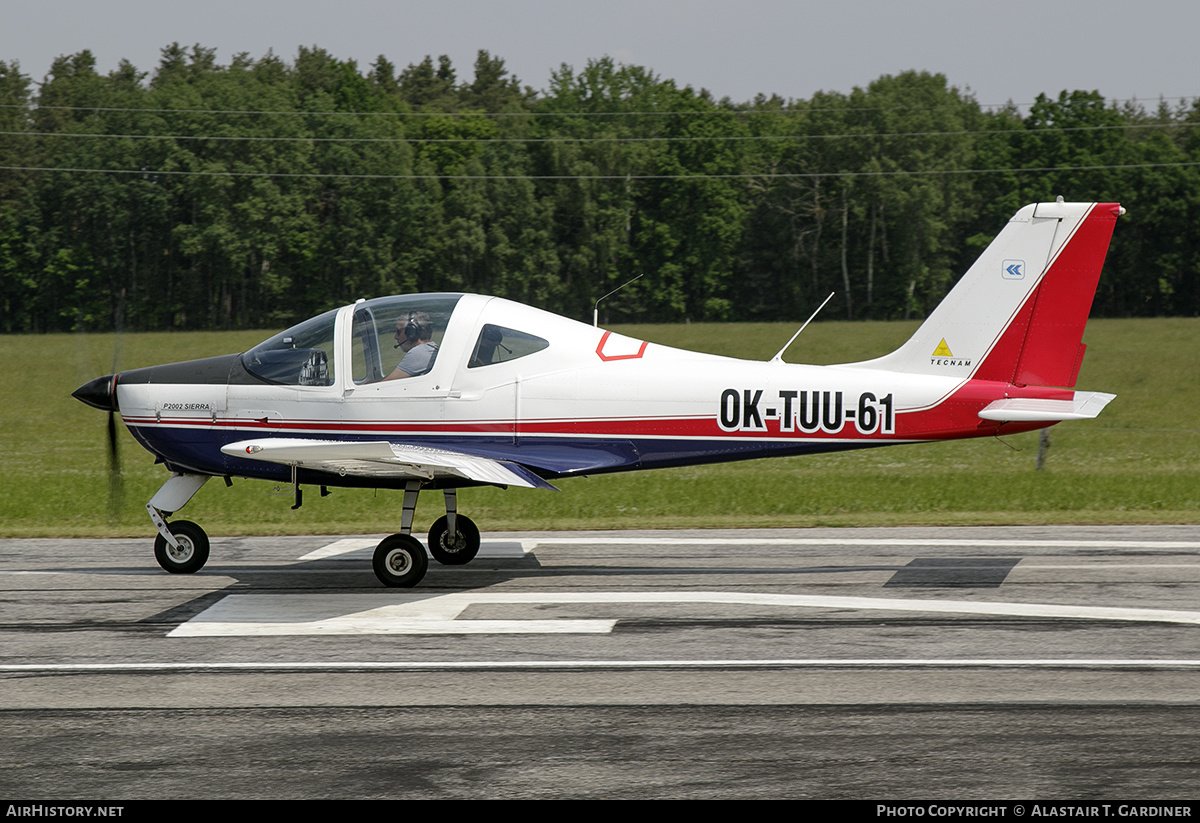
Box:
[975,202,1121,387]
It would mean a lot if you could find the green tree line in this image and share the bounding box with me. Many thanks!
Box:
[1,45,1197,333]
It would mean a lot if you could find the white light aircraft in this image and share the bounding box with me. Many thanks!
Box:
[74,201,1123,587]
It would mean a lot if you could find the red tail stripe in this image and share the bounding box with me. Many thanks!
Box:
[974,203,1119,387]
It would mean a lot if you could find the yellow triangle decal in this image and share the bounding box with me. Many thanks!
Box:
[932,339,953,357]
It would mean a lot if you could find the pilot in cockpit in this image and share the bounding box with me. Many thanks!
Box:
[381,311,438,380]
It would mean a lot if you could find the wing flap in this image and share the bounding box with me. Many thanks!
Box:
[220,439,558,489]
[977,391,1116,422]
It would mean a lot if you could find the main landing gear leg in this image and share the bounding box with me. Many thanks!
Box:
[372,480,429,588]
[147,473,211,574]
[371,483,483,587]
[428,488,481,566]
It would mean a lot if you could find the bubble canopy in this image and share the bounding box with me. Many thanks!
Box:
[240,295,465,386]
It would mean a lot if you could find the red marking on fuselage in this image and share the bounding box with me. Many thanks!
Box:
[595,330,649,362]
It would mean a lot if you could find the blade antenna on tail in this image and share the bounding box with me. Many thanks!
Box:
[771,292,834,363]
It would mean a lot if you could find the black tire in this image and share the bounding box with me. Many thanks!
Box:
[427,514,481,565]
[152,520,210,574]
[373,534,429,587]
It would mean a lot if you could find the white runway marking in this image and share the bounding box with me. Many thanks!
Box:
[168,590,1200,637]
[300,538,529,561]
[297,535,1200,562]
[169,592,614,636]
[518,537,1200,550]
[8,659,1200,673]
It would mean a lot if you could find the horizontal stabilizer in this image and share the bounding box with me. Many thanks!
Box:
[221,438,558,489]
[977,392,1116,422]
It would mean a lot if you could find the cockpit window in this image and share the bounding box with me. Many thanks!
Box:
[352,294,462,383]
[468,325,550,369]
[242,308,337,386]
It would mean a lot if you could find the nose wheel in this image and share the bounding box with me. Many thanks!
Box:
[152,520,210,574]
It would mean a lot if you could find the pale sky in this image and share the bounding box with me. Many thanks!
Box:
[2,0,1196,110]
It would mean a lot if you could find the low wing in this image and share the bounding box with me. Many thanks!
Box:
[977,391,1116,422]
[220,438,558,490]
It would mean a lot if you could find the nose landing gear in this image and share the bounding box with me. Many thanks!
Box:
[146,473,213,574]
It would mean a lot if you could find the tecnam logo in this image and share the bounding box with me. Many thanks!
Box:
[930,339,971,368]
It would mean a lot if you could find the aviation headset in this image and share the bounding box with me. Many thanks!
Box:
[403,312,421,343]
[396,311,432,348]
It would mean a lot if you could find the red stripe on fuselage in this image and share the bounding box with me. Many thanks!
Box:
[123,380,1064,443]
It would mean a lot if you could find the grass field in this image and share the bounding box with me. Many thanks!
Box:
[1,317,1196,537]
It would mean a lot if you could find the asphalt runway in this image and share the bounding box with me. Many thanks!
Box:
[3,525,1200,799]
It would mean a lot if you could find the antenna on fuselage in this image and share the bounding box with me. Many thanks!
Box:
[594,273,644,327]
[770,292,835,363]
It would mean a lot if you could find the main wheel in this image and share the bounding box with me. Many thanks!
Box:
[373,534,429,587]
[428,514,481,565]
[153,520,210,574]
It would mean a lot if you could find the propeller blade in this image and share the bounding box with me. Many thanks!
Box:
[107,409,123,517]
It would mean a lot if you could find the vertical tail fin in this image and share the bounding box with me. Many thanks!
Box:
[846,201,1122,387]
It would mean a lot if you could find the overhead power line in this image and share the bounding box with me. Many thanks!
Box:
[0,120,1195,146]
[4,160,1198,181]
[0,95,1193,119]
